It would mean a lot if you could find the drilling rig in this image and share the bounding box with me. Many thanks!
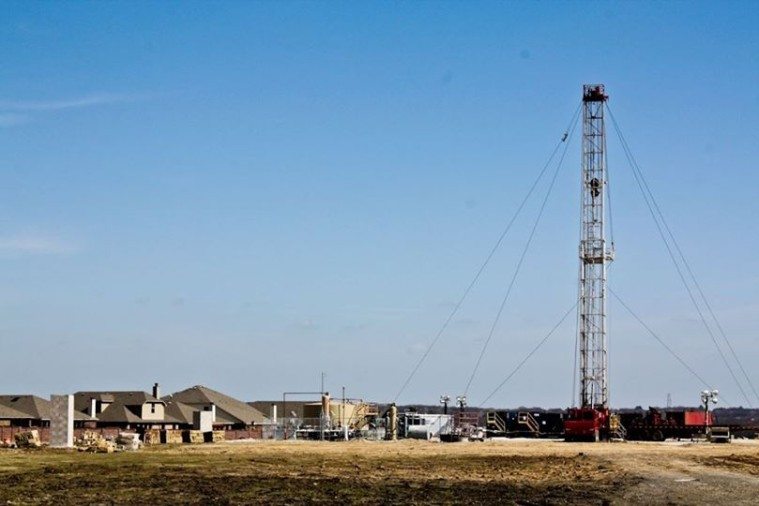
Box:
[564,84,617,442]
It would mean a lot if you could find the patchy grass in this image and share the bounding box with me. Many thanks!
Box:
[0,442,629,504]
[700,454,759,476]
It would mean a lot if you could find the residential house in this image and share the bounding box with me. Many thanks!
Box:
[164,385,266,429]
[74,384,180,430]
[0,395,93,428]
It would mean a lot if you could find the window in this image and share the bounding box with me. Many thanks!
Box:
[150,403,156,414]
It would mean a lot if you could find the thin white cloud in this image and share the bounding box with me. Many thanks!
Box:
[0,113,29,127]
[0,92,142,112]
[0,235,78,255]
[294,319,318,331]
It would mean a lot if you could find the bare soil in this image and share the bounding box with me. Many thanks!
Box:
[0,439,757,504]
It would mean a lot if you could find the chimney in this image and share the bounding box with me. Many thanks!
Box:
[210,403,216,422]
[90,398,97,418]
[152,383,160,399]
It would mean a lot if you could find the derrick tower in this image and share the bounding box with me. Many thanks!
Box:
[578,84,614,409]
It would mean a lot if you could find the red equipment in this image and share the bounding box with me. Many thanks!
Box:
[620,408,714,441]
[564,407,610,442]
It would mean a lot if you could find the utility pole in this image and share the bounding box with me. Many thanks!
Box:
[578,84,614,410]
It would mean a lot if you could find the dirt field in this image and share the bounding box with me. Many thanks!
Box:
[0,439,757,504]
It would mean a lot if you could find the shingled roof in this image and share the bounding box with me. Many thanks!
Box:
[163,399,197,425]
[0,403,34,420]
[73,391,162,414]
[0,395,92,421]
[73,391,169,425]
[164,385,267,425]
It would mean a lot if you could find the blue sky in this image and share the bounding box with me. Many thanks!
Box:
[1,1,757,408]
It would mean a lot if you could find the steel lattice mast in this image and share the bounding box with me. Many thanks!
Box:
[578,84,614,410]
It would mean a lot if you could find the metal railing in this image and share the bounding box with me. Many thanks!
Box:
[517,412,540,434]
[486,412,506,433]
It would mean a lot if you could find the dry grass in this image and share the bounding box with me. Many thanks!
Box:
[0,439,757,504]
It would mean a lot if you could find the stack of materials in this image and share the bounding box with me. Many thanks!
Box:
[14,430,41,448]
[204,430,226,443]
[75,431,115,453]
[184,430,205,444]
[115,432,141,451]
[97,440,116,453]
[143,429,161,445]
[162,429,183,444]
[75,430,103,448]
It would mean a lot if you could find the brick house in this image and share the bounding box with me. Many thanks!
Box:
[0,395,93,428]
[163,385,266,429]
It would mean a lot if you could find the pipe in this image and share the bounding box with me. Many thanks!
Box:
[321,392,331,436]
[388,404,398,441]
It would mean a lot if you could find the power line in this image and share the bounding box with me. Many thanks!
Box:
[694,283,759,403]
[609,287,721,400]
[613,119,758,403]
[463,108,581,397]
[392,103,582,402]
[478,300,578,407]
[607,107,753,408]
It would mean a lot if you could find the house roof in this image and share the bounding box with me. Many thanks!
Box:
[93,402,144,424]
[73,391,167,425]
[91,402,178,425]
[0,395,49,419]
[0,403,34,420]
[0,395,93,421]
[73,391,163,414]
[163,399,197,425]
[164,385,267,425]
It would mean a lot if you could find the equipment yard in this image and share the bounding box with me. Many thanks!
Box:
[1,439,757,504]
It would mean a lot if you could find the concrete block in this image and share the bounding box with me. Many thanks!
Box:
[50,394,74,448]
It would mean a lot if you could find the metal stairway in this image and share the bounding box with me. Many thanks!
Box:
[609,414,627,440]
[517,412,540,435]
[486,412,506,433]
